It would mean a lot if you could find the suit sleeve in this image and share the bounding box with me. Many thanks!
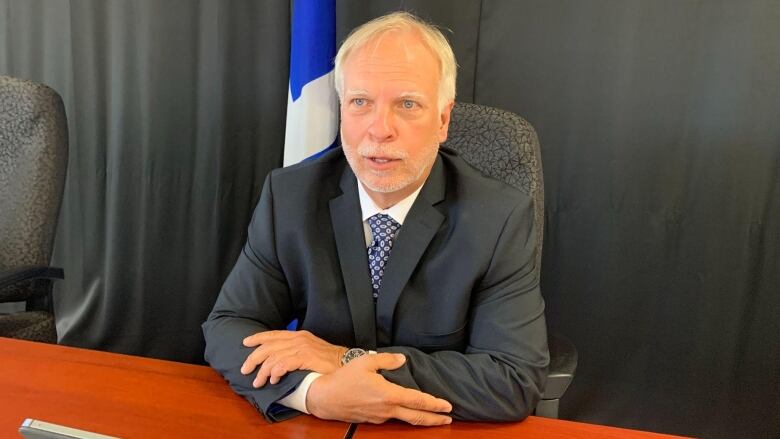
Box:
[202,173,307,422]
[378,197,549,422]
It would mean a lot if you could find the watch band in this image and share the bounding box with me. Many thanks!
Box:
[341,348,368,365]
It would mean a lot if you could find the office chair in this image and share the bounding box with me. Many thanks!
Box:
[442,102,577,419]
[0,76,68,343]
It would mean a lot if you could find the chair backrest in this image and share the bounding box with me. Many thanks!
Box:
[442,102,544,272]
[0,76,68,303]
[444,103,577,420]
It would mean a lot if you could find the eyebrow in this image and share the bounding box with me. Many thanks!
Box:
[398,91,426,100]
[344,89,369,96]
[343,89,429,101]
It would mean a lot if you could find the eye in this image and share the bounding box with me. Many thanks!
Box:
[402,100,417,109]
[353,98,366,107]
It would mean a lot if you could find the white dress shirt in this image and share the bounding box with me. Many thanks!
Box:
[276,180,423,413]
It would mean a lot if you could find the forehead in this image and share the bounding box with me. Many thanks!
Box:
[343,30,440,92]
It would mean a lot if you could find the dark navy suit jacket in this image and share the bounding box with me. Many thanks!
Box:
[202,147,549,422]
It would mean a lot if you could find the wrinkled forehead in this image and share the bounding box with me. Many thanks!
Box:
[346,30,440,73]
[342,32,440,99]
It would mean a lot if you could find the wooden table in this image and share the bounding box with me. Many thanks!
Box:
[0,337,346,438]
[352,418,688,438]
[0,337,688,438]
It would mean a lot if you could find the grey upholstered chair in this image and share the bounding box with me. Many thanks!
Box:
[442,102,577,419]
[0,76,68,343]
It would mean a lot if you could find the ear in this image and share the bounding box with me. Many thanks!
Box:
[437,101,455,143]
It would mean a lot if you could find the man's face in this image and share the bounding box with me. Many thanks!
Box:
[340,31,453,207]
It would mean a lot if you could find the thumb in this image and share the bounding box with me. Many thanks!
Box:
[361,352,406,372]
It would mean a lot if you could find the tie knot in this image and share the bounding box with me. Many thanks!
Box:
[368,214,400,241]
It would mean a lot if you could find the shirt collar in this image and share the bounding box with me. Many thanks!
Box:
[357,181,423,225]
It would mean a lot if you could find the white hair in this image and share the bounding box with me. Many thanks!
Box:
[333,11,457,111]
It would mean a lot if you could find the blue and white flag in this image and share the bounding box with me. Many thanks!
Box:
[283,0,339,167]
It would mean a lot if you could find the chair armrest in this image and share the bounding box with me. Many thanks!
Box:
[543,333,578,400]
[0,266,64,290]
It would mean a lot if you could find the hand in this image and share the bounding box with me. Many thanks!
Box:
[240,330,347,387]
[306,353,453,426]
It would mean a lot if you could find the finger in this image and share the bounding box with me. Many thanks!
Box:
[393,386,453,413]
[240,347,271,375]
[242,335,305,374]
[253,356,277,387]
[242,331,270,347]
[243,330,297,347]
[253,347,301,387]
[269,356,302,385]
[356,352,406,372]
[392,406,453,426]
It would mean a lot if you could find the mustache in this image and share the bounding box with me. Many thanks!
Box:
[356,144,409,160]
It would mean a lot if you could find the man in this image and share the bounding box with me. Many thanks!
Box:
[203,11,548,426]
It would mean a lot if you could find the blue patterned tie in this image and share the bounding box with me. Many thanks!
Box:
[367,214,400,300]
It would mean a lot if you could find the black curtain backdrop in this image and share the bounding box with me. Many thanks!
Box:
[1,1,778,438]
[0,0,290,361]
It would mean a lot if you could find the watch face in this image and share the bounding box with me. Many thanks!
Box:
[342,348,368,365]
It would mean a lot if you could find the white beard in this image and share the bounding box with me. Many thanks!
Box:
[342,140,439,194]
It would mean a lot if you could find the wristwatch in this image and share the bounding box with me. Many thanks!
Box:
[341,348,368,365]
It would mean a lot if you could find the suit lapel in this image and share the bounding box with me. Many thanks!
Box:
[329,167,377,349]
[375,156,446,346]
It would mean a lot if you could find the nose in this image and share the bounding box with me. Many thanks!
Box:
[367,105,397,143]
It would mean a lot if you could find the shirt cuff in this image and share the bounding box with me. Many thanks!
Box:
[276,372,322,414]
